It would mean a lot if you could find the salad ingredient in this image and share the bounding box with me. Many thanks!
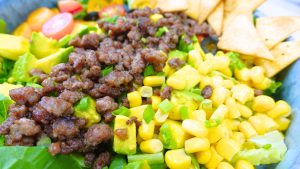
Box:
[74,96,100,126]
[197,0,221,24]
[35,47,73,73]
[9,52,37,83]
[267,100,291,119]
[129,0,157,9]
[182,119,208,137]
[0,34,29,60]
[239,121,258,139]
[184,0,201,20]
[30,32,60,59]
[252,95,275,113]
[12,22,32,39]
[235,160,255,169]
[139,139,163,153]
[207,2,224,36]
[217,161,234,169]
[0,58,14,83]
[123,160,150,169]
[165,149,191,169]
[143,76,165,87]
[87,0,123,12]
[98,5,126,18]
[84,12,99,21]
[128,152,164,164]
[215,138,240,161]
[113,115,137,155]
[58,0,83,14]
[201,35,219,54]
[0,19,6,33]
[108,155,127,169]
[184,137,210,153]
[205,146,224,169]
[0,83,22,97]
[156,0,188,12]
[127,91,142,108]
[42,13,74,40]
[138,119,155,140]
[26,7,56,31]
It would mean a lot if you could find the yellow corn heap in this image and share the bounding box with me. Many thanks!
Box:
[127,91,142,108]
[217,162,234,169]
[184,137,210,153]
[210,104,229,120]
[138,86,153,98]
[231,84,254,104]
[235,160,255,169]
[226,97,241,119]
[239,121,258,139]
[151,96,162,110]
[216,138,240,161]
[205,146,224,169]
[249,114,278,134]
[195,149,211,164]
[189,110,206,122]
[143,76,165,87]
[210,86,230,106]
[140,139,163,154]
[165,149,191,169]
[237,103,253,118]
[267,100,291,119]
[235,68,251,81]
[252,95,275,113]
[138,120,155,140]
[275,117,291,131]
[182,119,208,137]
[250,66,265,84]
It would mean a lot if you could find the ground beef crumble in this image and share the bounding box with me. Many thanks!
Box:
[0,7,214,168]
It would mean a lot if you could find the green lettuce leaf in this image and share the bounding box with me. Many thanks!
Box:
[226,52,246,71]
[0,146,87,169]
[232,131,287,165]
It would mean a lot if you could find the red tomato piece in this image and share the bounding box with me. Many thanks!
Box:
[58,0,83,14]
[42,13,74,40]
[98,4,126,18]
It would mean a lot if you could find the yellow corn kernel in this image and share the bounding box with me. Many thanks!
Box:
[165,149,191,169]
[211,75,224,88]
[250,66,265,84]
[239,121,257,139]
[260,114,278,131]
[226,97,241,119]
[185,137,210,153]
[163,64,175,77]
[188,49,203,69]
[138,86,153,98]
[235,68,251,82]
[210,104,229,120]
[231,120,241,131]
[216,138,240,161]
[205,53,214,60]
[182,119,208,137]
[248,115,266,135]
[199,76,212,89]
[150,14,163,23]
[231,84,254,104]
[138,120,155,140]
[208,124,232,143]
[205,146,224,169]
[237,103,253,118]
[140,139,163,154]
[275,117,291,131]
[198,60,213,75]
[267,100,291,119]
[252,95,275,113]
[143,76,165,87]
[189,110,206,122]
[223,79,234,89]
[211,86,230,106]
[231,132,245,146]
[252,77,271,90]
[196,149,211,164]
[154,109,169,125]
[151,96,162,111]
[220,67,233,77]
[127,91,142,108]
[235,160,255,169]
[212,55,230,71]
[130,105,148,121]
[217,161,234,169]
[200,99,214,115]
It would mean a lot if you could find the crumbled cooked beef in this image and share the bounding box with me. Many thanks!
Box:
[60,138,84,154]
[39,97,73,117]
[96,96,118,113]
[84,124,113,146]
[105,71,133,87]
[31,104,55,124]
[30,68,48,83]
[201,85,213,99]
[114,128,128,140]
[52,118,80,140]
[103,112,114,123]
[58,90,84,104]
[168,58,185,69]
[93,151,111,169]
[254,89,264,96]
[126,116,141,128]
[9,87,42,105]
[69,33,100,50]
[0,117,15,135]
[41,78,58,93]
[85,153,96,168]
[49,142,62,156]
[8,104,27,118]
[160,86,173,100]
[141,49,167,71]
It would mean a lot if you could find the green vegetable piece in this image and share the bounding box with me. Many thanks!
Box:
[0,146,86,169]
[0,57,15,83]
[179,106,189,120]
[74,96,101,127]
[128,152,164,165]
[9,52,37,83]
[109,155,127,169]
[158,99,174,114]
[264,80,282,96]
[71,23,89,37]
[205,119,221,128]
[30,32,60,59]
[102,66,114,76]
[26,83,43,89]
[0,94,12,124]
[143,65,155,77]
[73,11,87,20]
[226,52,246,71]
[232,131,287,165]
[150,163,167,169]
[143,105,155,123]
[113,115,137,155]
[0,33,29,61]
[168,50,188,61]
[190,154,200,169]
[59,34,73,47]
[156,27,169,37]
[35,47,74,74]
[112,106,130,117]
[101,16,119,24]
[36,135,51,146]
[123,160,150,169]
[0,19,6,33]
[178,34,195,52]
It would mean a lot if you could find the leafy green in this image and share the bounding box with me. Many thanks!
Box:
[168,50,188,61]
[155,27,169,37]
[101,16,119,24]
[0,146,87,169]
[143,105,155,123]
[112,106,130,116]
[177,35,195,52]
[36,136,51,147]
[264,80,282,96]
[189,154,200,169]
[102,66,114,76]
[226,52,246,71]
[73,11,87,20]
[232,131,287,165]
[0,94,12,124]
[0,58,15,83]
[59,35,73,47]
[144,65,155,77]
[109,155,127,169]
[76,97,89,111]
[0,19,6,33]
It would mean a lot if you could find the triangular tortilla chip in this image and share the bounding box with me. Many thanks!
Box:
[207,2,224,36]
[256,16,300,49]
[156,0,188,12]
[185,0,201,20]
[198,0,221,24]
[218,15,274,61]
[254,41,300,77]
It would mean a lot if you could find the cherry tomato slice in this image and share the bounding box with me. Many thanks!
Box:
[58,0,83,14]
[98,4,126,18]
[42,13,74,40]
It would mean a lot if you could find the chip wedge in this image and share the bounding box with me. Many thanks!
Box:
[185,0,201,20]
[254,41,300,77]
[198,0,221,24]
[218,14,274,61]
[156,0,188,12]
[208,2,224,36]
[256,16,300,49]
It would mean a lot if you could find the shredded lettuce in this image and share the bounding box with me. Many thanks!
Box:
[264,80,282,96]
[0,58,15,83]
[226,52,246,71]
[232,131,287,165]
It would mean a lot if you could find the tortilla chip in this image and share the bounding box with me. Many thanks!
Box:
[185,0,201,20]
[156,0,188,12]
[254,41,300,77]
[207,2,224,36]
[256,16,300,49]
[198,0,221,24]
[218,14,274,61]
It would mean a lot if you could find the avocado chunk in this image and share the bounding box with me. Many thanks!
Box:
[0,83,22,97]
[0,34,29,60]
[113,115,136,155]
[35,47,73,74]
[74,96,101,127]
[168,50,188,61]
[123,160,150,169]
[71,23,89,37]
[9,52,37,83]
[30,32,60,59]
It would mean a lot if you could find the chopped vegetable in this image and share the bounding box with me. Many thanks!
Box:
[127,152,164,165]
[102,66,114,76]
[74,96,101,126]
[58,0,83,14]
[227,52,246,71]
[143,65,155,77]
[158,99,173,114]
[98,4,126,18]
[0,58,14,83]
[26,7,56,31]
[179,106,189,120]
[143,105,155,123]
[112,106,130,117]
[109,155,127,169]
[155,27,169,37]
[264,80,282,96]
[0,19,6,33]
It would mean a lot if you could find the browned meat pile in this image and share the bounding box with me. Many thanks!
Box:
[0,7,214,169]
